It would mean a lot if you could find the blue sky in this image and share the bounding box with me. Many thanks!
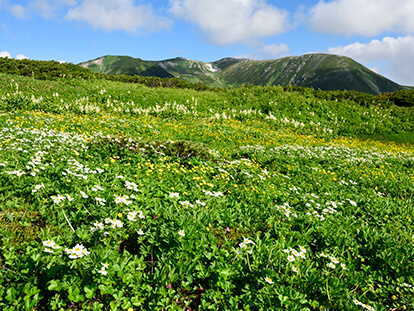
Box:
[1,0,414,85]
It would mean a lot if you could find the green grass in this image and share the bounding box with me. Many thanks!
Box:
[0,73,413,310]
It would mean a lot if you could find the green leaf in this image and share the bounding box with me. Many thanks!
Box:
[48,280,61,291]
[84,285,96,299]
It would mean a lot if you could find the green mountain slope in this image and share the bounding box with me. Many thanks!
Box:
[79,54,402,94]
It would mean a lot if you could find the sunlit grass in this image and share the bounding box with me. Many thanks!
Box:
[0,74,413,310]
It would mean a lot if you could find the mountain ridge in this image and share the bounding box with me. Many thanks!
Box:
[79,53,402,95]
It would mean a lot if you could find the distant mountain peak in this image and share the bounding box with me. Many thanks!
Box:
[79,53,402,94]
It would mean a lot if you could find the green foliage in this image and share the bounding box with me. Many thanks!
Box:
[80,54,403,94]
[0,71,413,310]
[381,90,414,107]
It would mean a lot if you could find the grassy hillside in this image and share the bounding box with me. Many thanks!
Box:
[0,73,414,310]
[216,54,401,95]
[80,54,403,94]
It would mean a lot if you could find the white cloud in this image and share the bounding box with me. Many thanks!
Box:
[66,0,172,32]
[328,36,414,85]
[308,0,414,36]
[6,0,76,19]
[0,51,11,58]
[30,0,77,18]
[170,0,290,45]
[9,4,28,19]
[237,42,290,59]
[16,54,29,60]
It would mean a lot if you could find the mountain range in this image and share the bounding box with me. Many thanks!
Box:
[79,53,402,95]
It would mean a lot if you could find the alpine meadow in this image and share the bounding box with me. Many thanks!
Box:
[0,58,414,311]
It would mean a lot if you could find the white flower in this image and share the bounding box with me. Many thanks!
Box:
[137,229,144,235]
[265,277,274,284]
[66,243,90,259]
[43,240,56,248]
[330,257,340,264]
[353,299,362,306]
[127,211,137,221]
[94,221,104,229]
[196,199,206,206]
[80,191,89,198]
[243,238,255,245]
[110,219,123,228]
[169,192,179,198]
[292,266,298,273]
[44,248,54,253]
[341,263,347,270]
[51,194,65,204]
[178,230,185,237]
[328,262,336,269]
[287,255,295,262]
[98,267,108,275]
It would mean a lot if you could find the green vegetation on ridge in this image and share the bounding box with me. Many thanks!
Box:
[80,53,403,95]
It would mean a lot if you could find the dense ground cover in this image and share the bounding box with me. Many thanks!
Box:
[0,73,413,310]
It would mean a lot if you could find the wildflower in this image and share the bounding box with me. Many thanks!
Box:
[292,266,298,273]
[98,267,108,275]
[110,219,123,228]
[114,196,124,204]
[353,299,362,305]
[43,240,56,248]
[137,229,144,235]
[226,227,230,232]
[243,238,255,245]
[44,248,54,253]
[265,277,274,284]
[127,211,137,221]
[167,284,172,289]
[51,194,65,204]
[287,255,295,262]
[196,199,205,206]
[79,191,89,198]
[32,184,45,193]
[66,243,90,259]
[328,262,336,269]
[92,185,104,191]
[330,257,340,264]
[341,263,347,270]
[178,230,185,237]
[347,199,357,206]
[93,221,104,229]
[169,192,179,198]
[95,197,106,206]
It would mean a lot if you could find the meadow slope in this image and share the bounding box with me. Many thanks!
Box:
[0,74,413,310]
